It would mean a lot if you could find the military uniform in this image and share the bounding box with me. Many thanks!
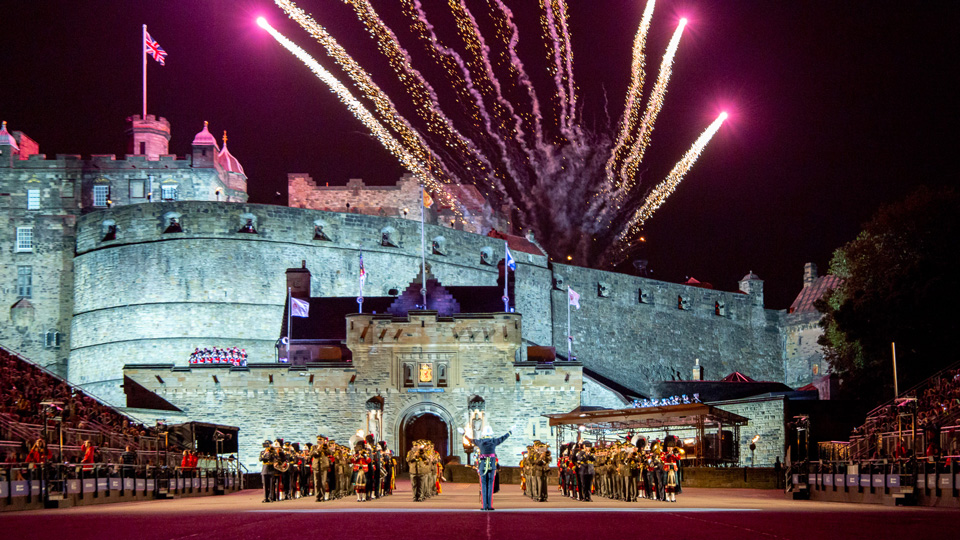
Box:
[259,443,278,502]
[406,444,431,502]
[311,438,331,501]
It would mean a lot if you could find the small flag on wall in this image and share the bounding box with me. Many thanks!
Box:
[291,297,310,317]
[568,287,581,309]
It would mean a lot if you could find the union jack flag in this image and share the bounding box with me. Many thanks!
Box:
[145,31,167,65]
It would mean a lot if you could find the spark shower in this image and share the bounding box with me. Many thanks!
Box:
[261,0,727,266]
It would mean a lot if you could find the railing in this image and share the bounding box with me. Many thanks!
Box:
[0,460,243,508]
[788,455,960,496]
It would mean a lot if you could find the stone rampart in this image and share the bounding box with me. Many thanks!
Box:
[73,202,784,406]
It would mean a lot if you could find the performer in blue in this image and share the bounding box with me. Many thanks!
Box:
[459,425,511,511]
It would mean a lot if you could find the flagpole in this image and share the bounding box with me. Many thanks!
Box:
[503,240,509,313]
[142,24,147,119]
[358,250,364,314]
[567,290,572,360]
[420,186,427,310]
[286,286,292,362]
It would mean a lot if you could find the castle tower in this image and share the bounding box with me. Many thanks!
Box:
[191,121,219,169]
[126,114,171,159]
[738,271,764,306]
[216,131,247,194]
[0,121,20,166]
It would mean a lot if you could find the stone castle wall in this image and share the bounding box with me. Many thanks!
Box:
[72,201,783,406]
[544,264,784,397]
[783,311,828,388]
[124,361,582,469]
[0,159,78,375]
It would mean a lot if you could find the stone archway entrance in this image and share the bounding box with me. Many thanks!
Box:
[402,412,449,469]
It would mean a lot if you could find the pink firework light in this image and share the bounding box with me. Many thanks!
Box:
[268,0,730,267]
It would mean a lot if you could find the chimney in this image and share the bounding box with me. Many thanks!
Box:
[803,262,818,288]
[286,261,311,298]
[692,358,704,381]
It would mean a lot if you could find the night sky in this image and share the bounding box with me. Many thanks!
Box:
[2,1,957,309]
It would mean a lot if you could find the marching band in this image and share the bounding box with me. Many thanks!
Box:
[258,434,396,503]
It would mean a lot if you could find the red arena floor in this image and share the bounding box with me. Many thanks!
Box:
[1,480,956,540]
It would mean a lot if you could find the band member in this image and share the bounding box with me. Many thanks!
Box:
[460,425,511,511]
[406,441,431,502]
[259,440,278,503]
[312,436,331,501]
[576,442,596,502]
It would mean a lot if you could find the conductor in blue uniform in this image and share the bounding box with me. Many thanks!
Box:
[460,425,511,511]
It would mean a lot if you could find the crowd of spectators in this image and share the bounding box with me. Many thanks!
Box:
[849,367,960,461]
[189,346,247,366]
[0,347,156,463]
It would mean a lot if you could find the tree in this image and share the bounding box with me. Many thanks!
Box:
[816,186,959,406]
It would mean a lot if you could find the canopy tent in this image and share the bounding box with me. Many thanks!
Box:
[544,403,749,466]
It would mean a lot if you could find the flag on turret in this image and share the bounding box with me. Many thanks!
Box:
[145,31,167,65]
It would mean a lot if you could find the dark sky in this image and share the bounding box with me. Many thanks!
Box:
[2,1,957,309]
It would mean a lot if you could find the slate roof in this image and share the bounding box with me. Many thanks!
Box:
[788,274,842,314]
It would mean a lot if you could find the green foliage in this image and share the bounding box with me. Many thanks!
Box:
[816,186,959,406]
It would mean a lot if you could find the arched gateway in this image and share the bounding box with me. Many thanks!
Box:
[397,402,456,470]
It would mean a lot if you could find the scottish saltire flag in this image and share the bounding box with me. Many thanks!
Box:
[291,297,310,317]
[145,31,167,65]
[505,246,517,271]
[568,287,581,309]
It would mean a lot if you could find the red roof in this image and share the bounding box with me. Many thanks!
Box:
[721,372,756,383]
[788,274,842,314]
[217,140,245,176]
[796,383,818,392]
[487,230,546,256]
[684,277,714,289]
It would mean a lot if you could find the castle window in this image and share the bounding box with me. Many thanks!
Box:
[402,362,415,388]
[163,217,183,234]
[677,295,684,310]
[161,185,178,201]
[437,363,448,387]
[93,185,109,207]
[61,179,75,198]
[380,226,399,247]
[129,179,145,199]
[16,227,33,252]
[27,189,40,210]
[16,266,32,298]
[102,223,117,241]
[139,142,146,155]
[44,330,61,349]
[715,299,726,316]
[238,218,257,234]
[812,364,819,376]
[314,225,330,241]
[638,288,649,304]
[798,336,803,346]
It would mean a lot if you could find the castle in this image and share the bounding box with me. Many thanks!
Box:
[1,115,832,467]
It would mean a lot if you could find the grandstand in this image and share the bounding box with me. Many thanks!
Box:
[1,346,242,511]
[789,361,960,507]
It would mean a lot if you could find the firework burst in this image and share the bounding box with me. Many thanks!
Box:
[265,0,727,266]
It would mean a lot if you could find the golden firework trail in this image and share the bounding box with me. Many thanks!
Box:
[617,112,728,247]
[605,0,657,187]
[263,0,727,267]
[620,18,688,190]
[256,18,459,212]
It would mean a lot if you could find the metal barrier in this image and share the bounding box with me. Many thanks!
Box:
[1,459,243,509]
[787,455,960,505]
